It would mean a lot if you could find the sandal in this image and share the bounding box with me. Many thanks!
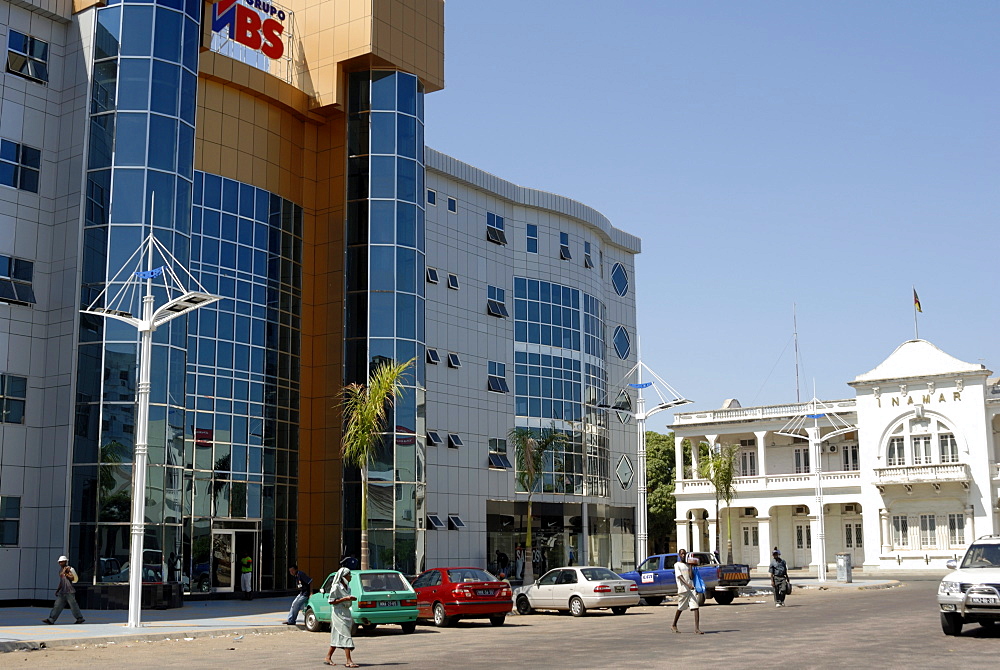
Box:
[323,662,336,666]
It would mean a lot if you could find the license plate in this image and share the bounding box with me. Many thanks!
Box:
[475,589,495,596]
[378,600,399,607]
[970,596,999,605]
[614,585,625,593]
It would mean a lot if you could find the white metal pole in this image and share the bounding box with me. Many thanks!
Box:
[635,362,648,563]
[127,239,154,628]
[809,421,827,583]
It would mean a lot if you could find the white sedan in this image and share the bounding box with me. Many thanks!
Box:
[515,566,640,617]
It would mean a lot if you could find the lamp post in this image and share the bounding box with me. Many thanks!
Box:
[602,358,691,563]
[776,397,855,583]
[82,233,219,627]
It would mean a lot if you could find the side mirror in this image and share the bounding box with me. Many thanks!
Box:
[946,560,957,570]
[535,579,540,586]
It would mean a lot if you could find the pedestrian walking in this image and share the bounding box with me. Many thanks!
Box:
[324,567,359,667]
[285,563,312,625]
[514,543,525,579]
[42,555,85,625]
[671,549,703,634]
[769,548,790,607]
[240,554,253,600]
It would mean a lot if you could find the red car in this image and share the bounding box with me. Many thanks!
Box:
[411,567,513,627]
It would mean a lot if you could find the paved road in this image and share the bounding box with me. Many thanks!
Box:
[6,581,996,669]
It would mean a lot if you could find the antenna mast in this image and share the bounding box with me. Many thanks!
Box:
[793,304,801,403]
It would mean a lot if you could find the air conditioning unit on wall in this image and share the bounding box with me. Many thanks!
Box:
[826,444,838,453]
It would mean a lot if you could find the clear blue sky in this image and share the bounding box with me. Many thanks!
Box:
[424,1,999,434]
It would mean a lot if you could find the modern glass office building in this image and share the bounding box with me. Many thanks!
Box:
[0,0,641,604]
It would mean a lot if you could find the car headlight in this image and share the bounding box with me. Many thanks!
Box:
[939,581,961,595]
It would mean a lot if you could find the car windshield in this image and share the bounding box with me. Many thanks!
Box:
[961,544,1000,569]
[359,572,410,593]
[447,568,495,583]
[581,568,620,581]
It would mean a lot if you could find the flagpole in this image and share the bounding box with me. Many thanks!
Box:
[912,286,919,340]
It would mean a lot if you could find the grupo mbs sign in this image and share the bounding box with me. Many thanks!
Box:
[212,0,287,60]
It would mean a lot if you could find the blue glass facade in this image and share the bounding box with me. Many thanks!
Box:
[344,70,427,573]
[512,278,612,497]
[72,0,202,585]
[187,172,302,591]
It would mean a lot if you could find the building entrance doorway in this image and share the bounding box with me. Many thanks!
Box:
[211,530,257,593]
[793,522,812,569]
[741,522,759,567]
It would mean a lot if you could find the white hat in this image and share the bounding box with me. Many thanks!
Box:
[58,555,69,562]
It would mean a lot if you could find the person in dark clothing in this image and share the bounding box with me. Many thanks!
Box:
[286,564,312,625]
[340,554,360,570]
[769,548,790,607]
[495,549,510,576]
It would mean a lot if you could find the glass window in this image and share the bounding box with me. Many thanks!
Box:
[559,232,572,260]
[6,30,49,83]
[426,189,436,205]
[919,514,936,548]
[526,224,538,254]
[611,263,629,296]
[911,435,931,465]
[613,326,631,359]
[939,434,958,463]
[447,274,459,290]
[0,139,40,194]
[948,514,965,547]
[486,212,507,245]
[887,437,905,467]
[0,256,36,306]
[425,267,439,284]
[0,496,19,545]
[447,197,457,213]
[1,374,28,423]
[892,515,908,548]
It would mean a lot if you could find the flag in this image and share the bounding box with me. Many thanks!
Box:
[913,289,922,313]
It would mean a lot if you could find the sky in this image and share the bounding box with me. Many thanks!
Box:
[424,1,999,434]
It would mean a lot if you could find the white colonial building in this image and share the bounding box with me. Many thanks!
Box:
[670,340,1000,573]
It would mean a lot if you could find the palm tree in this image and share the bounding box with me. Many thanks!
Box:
[699,443,739,563]
[508,426,565,584]
[341,358,413,570]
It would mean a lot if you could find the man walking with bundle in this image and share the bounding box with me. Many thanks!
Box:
[671,549,703,634]
[42,556,85,625]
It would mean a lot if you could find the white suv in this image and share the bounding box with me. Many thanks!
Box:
[938,535,1000,635]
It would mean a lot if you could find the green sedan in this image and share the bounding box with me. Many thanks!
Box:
[304,569,419,634]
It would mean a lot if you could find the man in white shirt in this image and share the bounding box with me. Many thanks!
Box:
[671,549,703,634]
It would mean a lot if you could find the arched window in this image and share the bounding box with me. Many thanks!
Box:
[882,414,961,466]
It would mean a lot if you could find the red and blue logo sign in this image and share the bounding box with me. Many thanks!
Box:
[212,0,286,60]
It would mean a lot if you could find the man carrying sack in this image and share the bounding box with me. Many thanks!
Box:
[42,555,85,624]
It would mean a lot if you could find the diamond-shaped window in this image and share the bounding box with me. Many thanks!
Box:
[613,326,631,359]
[611,263,628,296]
[613,390,632,424]
[616,455,634,489]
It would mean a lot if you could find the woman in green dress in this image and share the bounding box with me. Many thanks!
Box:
[325,567,358,667]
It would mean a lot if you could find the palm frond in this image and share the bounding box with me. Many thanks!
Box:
[341,359,413,469]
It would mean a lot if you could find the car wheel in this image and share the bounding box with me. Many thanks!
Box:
[433,603,451,628]
[489,615,505,626]
[569,596,587,617]
[941,612,963,636]
[401,621,417,634]
[611,607,628,615]
[304,608,322,633]
[643,596,664,607]
[362,623,378,632]
[714,590,735,606]
[695,592,707,607]
[515,595,533,615]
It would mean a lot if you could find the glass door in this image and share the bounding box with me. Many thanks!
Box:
[212,531,235,591]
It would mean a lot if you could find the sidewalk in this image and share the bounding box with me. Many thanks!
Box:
[0,596,295,653]
[744,570,902,594]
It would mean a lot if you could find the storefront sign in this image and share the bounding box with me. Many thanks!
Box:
[212,0,286,60]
